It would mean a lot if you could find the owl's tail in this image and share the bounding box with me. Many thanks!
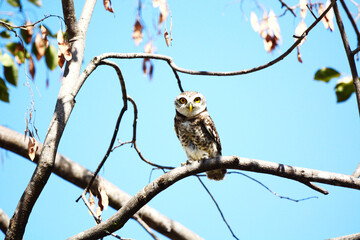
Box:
[206,169,227,181]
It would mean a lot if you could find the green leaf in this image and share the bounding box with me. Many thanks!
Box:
[0,78,9,103]
[7,0,21,7]
[0,53,15,67]
[6,42,18,56]
[0,31,11,38]
[335,77,355,103]
[314,67,341,83]
[4,63,18,86]
[28,0,42,7]
[45,45,58,71]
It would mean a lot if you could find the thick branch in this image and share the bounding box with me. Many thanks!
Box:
[0,209,10,236]
[328,232,360,240]
[68,156,360,240]
[0,125,203,240]
[5,1,97,239]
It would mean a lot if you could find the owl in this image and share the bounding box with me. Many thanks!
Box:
[174,91,226,181]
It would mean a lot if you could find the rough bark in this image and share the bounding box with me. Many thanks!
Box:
[0,125,203,240]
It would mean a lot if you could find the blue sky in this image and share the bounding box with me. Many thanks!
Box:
[1,0,360,239]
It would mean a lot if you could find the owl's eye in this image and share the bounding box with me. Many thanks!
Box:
[194,97,201,103]
[179,98,187,104]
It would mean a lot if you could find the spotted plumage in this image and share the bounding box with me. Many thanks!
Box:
[174,91,226,181]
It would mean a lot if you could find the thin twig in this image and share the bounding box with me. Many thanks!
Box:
[227,171,320,201]
[132,215,161,240]
[278,0,297,17]
[339,0,360,49]
[307,4,318,19]
[81,192,102,224]
[127,96,175,170]
[88,1,335,79]
[332,0,360,117]
[0,14,64,30]
[196,175,239,240]
[76,60,128,202]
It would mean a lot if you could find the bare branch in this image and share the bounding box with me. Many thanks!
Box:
[4,1,98,239]
[77,60,128,202]
[0,208,10,235]
[74,1,335,83]
[127,96,175,170]
[67,156,360,240]
[228,171,323,199]
[328,232,360,240]
[339,0,360,48]
[352,162,360,178]
[278,0,297,17]
[332,0,360,117]
[0,125,203,240]
[132,215,161,240]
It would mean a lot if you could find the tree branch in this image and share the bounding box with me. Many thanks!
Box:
[339,0,360,49]
[328,232,360,240]
[0,125,203,240]
[4,1,100,238]
[332,0,360,117]
[278,0,297,17]
[0,208,10,236]
[67,156,360,240]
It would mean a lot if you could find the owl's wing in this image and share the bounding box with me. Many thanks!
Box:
[174,116,180,139]
[201,114,222,154]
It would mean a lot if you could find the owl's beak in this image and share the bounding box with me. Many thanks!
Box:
[189,104,193,112]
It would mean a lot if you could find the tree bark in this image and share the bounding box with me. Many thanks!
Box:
[0,125,203,240]
[4,1,97,239]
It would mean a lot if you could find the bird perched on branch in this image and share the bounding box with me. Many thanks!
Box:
[174,91,226,181]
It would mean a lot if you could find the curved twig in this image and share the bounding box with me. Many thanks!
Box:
[76,60,129,202]
[127,96,175,170]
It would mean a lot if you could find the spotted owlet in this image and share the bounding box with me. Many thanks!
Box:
[174,91,226,181]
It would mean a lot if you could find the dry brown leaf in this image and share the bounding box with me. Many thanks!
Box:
[295,20,307,45]
[103,0,114,13]
[159,0,168,26]
[319,2,334,31]
[28,137,38,161]
[164,29,170,47]
[325,0,334,31]
[98,187,109,211]
[300,0,307,19]
[57,30,72,67]
[58,54,65,68]
[29,55,35,80]
[132,19,143,46]
[142,58,154,80]
[297,46,303,63]
[24,20,33,44]
[250,12,259,32]
[40,24,48,47]
[255,10,281,53]
[35,33,45,60]
[268,10,281,40]
[95,206,102,219]
[263,34,278,52]
[88,191,95,215]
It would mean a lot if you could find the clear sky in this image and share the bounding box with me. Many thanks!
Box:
[1,0,360,239]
